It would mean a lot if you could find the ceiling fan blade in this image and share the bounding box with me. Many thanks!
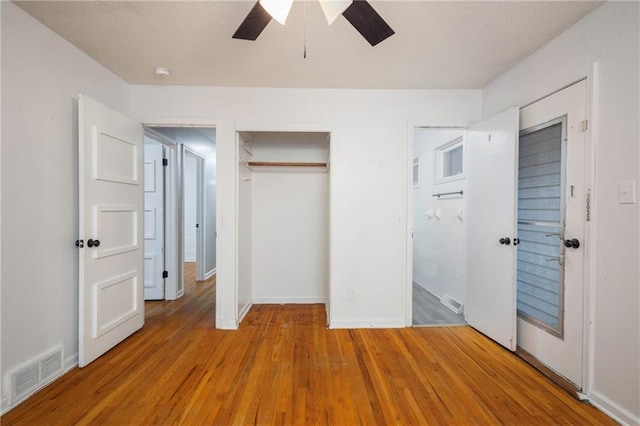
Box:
[319,0,352,25]
[342,0,395,46]
[232,2,272,41]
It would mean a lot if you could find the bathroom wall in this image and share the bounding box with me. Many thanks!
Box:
[412,129,467,304]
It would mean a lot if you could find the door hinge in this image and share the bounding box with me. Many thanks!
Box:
[162,158,168,166]
[586,188,591,221]
[580,120,588,132]
[162,270,168,279]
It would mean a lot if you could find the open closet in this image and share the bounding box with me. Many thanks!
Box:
[237,131,330,322]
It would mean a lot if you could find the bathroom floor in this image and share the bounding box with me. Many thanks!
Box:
[412,282,467,326]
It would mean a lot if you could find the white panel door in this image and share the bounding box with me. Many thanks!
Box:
[144,140,165,300]
[517,81,587,387]
[78,94,144,367]
[466,107,519,351]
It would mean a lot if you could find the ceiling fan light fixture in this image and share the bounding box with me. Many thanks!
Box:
[319,0,352,25]
[259,0,294,25]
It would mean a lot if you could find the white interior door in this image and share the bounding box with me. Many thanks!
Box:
[144,140,165,300]
[78,94,144,367]
[517,81,587,387]
[466,107,519,350]
[183,149,205,282]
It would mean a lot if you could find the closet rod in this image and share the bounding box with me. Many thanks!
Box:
[248,161,328,167]
[432,190,463,198]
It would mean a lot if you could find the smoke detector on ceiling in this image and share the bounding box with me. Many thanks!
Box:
[155,67,170,78]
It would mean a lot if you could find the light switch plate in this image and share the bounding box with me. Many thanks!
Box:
[618,180,636,204]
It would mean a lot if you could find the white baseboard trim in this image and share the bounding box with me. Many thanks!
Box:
[238,301,253,325]
[0,396,9,416]
[329,318,406,329]
[424,286,442,300]
[589,390,640,426]
[413,281,465,313]
[253,297,326,304]
[1,353,78,416]
[218,319,238,330]
[204,268,216,280]
[413,279,440,297]
[65,353,78,372]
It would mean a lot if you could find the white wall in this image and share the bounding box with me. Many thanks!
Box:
[250,132,329,303]
[1,1,130,411]
[183,154,198,261]
[129,87,482,329]
[482,2,640,423]
[412,129,467,304]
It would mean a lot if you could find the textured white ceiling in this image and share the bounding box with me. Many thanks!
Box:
[14,0,604,89]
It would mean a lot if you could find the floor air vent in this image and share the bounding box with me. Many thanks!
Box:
[10,364,39,404]
[440,294,464,314]
[8,345,64,405]
[40,348,63,382]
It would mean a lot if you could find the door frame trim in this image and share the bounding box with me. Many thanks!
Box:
[583,64,599,398]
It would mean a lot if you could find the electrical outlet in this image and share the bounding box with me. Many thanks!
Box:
[348,288,357,301]
[619,180,636,204]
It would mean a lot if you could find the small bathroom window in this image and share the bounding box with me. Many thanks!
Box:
[435,136,464,183]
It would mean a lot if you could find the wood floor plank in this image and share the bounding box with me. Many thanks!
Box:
[2,263,615,425]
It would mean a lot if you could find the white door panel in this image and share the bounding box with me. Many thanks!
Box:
[95,205,139,258]
[466,107,519,351]
[517,80,586,387]
[144,141,165,300]
[78,94,144,367]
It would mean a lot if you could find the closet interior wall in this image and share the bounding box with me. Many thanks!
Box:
[238,131,330,315]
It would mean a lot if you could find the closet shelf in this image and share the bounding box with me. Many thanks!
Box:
[248,161,328,168]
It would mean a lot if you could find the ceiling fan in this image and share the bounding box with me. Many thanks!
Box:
[232,0,395,47]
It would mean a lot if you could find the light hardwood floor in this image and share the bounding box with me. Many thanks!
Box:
[2,268,614,425]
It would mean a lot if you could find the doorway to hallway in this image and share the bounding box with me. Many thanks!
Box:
[144,126,217,300]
